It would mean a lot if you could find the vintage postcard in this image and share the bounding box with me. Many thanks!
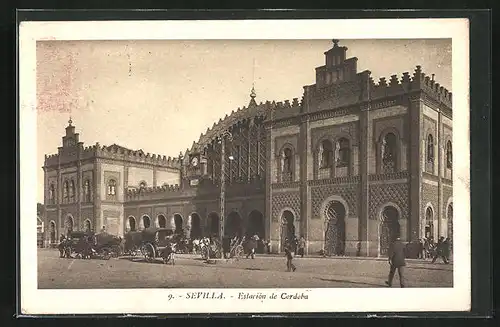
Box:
[19,18,470,314]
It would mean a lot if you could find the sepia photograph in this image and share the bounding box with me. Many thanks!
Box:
[20,19,470,314]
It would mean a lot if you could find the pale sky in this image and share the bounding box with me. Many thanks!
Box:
[36,39,452,203]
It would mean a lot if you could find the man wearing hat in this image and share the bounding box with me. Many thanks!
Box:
[385,236,406,288]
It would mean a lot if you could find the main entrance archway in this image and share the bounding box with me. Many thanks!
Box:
[157,215,167,228]
[84,219,92,233]
[142,215,151,229]
[128,216,137,231]
[324,201,346,256]
[225,212,243,238]
[379,206,401,256]
[208,212,220,237]
[280,210,295,252]
[65,215,74,235]
[247,210,265,238]
[173,214,183,235]
[190,213,202,239]
[425,206,434,239]
[247,210,265,253]
[49,221,56,244]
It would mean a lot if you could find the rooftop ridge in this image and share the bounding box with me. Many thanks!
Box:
[193,96,303,152]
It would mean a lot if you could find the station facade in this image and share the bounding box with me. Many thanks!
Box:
[42,40,453,256]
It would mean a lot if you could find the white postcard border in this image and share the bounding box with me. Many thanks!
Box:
[19,18,470,314]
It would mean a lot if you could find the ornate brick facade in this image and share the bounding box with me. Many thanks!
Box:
[42,40,453,257]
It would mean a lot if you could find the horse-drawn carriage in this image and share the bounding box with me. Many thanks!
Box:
[59,231,123,260]
[199,237,222,260]
[124,228,177,264]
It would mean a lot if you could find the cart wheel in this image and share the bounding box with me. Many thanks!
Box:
[235,245,244,259]
[142,243,155,262]
[101,248,111,260]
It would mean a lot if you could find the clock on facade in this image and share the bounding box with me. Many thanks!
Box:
[191,157,199,167]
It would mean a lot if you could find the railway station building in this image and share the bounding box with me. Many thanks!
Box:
[42,40,453,257]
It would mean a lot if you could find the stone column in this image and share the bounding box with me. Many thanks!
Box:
[299,117,310,253]
[409,94,423,242]
[94,160,102,232]
[359,104,370,256]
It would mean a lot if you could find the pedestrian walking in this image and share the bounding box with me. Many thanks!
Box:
[297,236,306,258]
[418,239,425,259]
[432,237,449,264]
[284,246,296,272]
[246,235,257,259]
[385,237,406,288]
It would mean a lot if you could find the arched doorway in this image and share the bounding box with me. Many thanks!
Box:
[225,212,243,238]
[190,213,202,239]
[247,210,265,238]
[84,219,92,233]
[379,206,401,256]
[49,221,56,244]
[247,210,265,253]
[324,201,346,256]
[208,212,220,237]
[157,215,167,228]
[425,207,434,239]
[280,210,295,252]
[447,203,453,239]
[174,214,183,235]
[142,215,151,229]
[128,216,137,231]
[65,215,74,235]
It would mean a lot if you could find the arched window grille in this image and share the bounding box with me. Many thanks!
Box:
[281,147,293,182]
[319,140,334,169]
[427,134,435,163]
[382,132,397,173]
[70,180,76,203]
[83,180,91,202]
[336,138,350,167]
[107,179,117,196]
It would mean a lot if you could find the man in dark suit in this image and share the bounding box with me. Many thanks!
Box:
[385,237,406,288]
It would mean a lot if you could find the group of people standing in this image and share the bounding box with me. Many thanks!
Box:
[418,236,452,264]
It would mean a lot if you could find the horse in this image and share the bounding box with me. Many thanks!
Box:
[162,242,177,265]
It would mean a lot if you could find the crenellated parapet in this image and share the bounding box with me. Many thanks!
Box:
[369,65,452,109]
[94,143,182,169]
[125,184,195,201]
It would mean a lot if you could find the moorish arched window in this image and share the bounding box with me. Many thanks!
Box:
[427,134,435,163]
[107,179,117,196]
[382,132,397,173]
[336,138,350,167]
[281,147,293,182]
[83,180,91,202]
[49,184,56,204]
[446,140,452,169]
[70,180,76,203]
[63,181,69,203]
[319,140,334,169]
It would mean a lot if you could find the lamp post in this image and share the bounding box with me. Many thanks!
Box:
[219,130,233,245]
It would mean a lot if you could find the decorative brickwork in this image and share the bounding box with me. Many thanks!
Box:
[311,183,359,218]
[421,182,438,217]
[271,191,301,221]
[442,185,453,218]
[369,182,409,220]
